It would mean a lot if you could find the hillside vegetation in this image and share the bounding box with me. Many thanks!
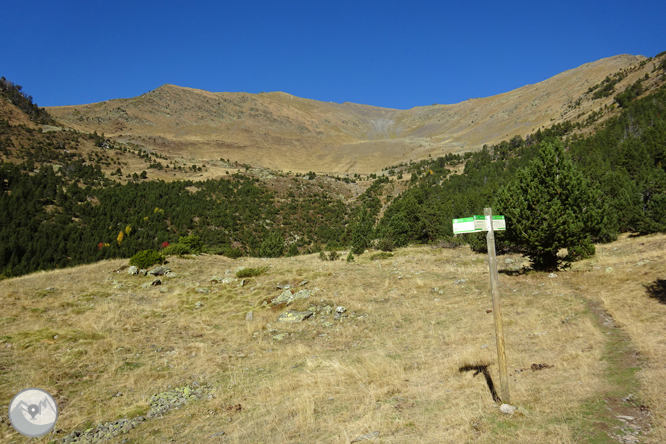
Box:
[2,52,666,278]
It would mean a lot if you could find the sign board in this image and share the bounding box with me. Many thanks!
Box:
[453,215,506,234]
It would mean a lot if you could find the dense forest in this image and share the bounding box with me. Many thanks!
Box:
[1,58,665,277]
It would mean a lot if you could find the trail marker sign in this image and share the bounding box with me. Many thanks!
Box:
[452,215,505,234]
[452,208,510,404]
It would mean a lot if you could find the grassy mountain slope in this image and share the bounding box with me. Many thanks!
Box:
[48,55,646,174]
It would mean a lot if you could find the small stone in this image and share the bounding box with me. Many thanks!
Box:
[195,288,210,294]
[504,258,515,264]
[548,273,557,278]
[454,279,468,284]
[45,287,56,291]
[139,269,147,276]
[499,404,516,415]
[128,266,138,275]
[481,344,488,349]
[299,280,308,286]
[277,310,313,322]
[195,301,204,309]
[335,306,346,314]
[151,278,162,286]
[605,267,614,274]
[209,431,225,437]
[245,311,253,321]
[238,279,247,287]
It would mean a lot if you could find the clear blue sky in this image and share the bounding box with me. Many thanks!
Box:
[2,0,665,109]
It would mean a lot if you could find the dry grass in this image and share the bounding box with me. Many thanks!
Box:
[1,234,666,443]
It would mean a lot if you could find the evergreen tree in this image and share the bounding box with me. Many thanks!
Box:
[259,231,285,258]
[350,209,374,254]
[496,141,605,270]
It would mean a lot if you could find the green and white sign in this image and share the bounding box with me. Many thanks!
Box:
[453,215,506,234]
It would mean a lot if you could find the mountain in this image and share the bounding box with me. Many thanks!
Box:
[47,54,647,174]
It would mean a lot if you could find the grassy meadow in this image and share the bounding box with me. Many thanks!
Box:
[1,233,665,443]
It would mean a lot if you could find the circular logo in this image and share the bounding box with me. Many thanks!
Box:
[8,388,59,437]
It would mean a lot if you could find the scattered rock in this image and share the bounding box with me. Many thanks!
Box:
[222,277,236,284]
[500,404,516,415]
[504,258,515,264]
[238,279,247,287]
[350,431,380,442]
[548,273,558,278]
[151,279,161,286]
[195,301,204,309]
[335,306,346,314]
[139,269,147,276]
[606,267,614,274]
[277,310,313,322]
[272,333,288,341]
[148,266,170,276]
[209,276,225,283]
[45,287,57,292]
[272,289,313,305]
[299,279,308,286]
[209,431,225,437]
[195,288,210,294]
[245,311,253,321]
[164,271,178,278]
[454,279,468,284]
[128,266,138,275]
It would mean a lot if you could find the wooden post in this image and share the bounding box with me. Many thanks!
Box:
[485,207,510,404]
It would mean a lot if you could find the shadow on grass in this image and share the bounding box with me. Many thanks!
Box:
[645,278,666,304]
[498,267,532,276]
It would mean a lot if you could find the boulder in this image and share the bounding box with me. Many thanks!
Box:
[148,266,170,276]
[272,289,313,305]
[277,310,313,322]
[128,266,138,275]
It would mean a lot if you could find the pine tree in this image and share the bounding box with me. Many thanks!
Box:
[496,141,605,270]
[350,209,374,254]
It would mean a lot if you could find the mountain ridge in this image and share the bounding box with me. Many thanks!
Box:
[47,54,648,173]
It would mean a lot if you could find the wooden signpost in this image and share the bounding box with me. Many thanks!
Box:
[453,207,510,404]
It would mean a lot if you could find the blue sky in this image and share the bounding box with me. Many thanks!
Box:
[2,0,665,109]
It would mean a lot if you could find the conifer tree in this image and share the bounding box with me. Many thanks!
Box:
[496,141,605,270]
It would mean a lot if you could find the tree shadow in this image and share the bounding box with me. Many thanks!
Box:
[645,278,666,304]
[499,267,531,276]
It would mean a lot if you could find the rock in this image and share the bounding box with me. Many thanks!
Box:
[504,258,515,264]
[148,266,170,276]
[322,321,334,328]
[195,288,210,294]
[238,279,247,287]
[605,267,614,274]
[128,266,138,275]
[299,279,308,286]
[139,269,147,276]
[322,305,333,314]
[209,276,225,283]
[277,310,313,322]
[272,289,313,305]
[548,273,557,278]
[151,279,162,286]
[336,306,346,314]
[222,277,236,284]
[195,301,204,309]
[245,311,253,321]
[45,287,56,291]
[209,431,225,437]
[499,404,516,415]
[164,271,178,278]
[454,279,468,284]
[351,431,379,442]
[272,333,288,341]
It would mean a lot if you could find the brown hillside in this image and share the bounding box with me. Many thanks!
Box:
[47,54,648,174]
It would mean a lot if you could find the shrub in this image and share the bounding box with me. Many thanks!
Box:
[319,251,327,261]
[286,244,299,257]
[259,231,284,258]
[162,243,191,256]
[179,235,204,253]
[328,251,340,261]
[346,251,355,262]
[236,266,268,278]
[376,237,396,252]
[223,247,244,259]
[129,250,164,269]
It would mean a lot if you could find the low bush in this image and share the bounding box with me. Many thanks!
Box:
[236,266,269,278]
[129,250,165,269]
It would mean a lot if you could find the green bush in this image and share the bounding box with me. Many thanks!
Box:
[259,231,284,258]
[328,251,340,261]
[286,244,299,257]
[236,266,268,278]
[346,251,355,262]
[129,250,165,269]
[179,235,204,253]
[223,247,244,259]
[376,237,396,252]
[162,243,191,256]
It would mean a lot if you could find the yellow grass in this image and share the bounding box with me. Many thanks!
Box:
[1,233,665,443]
